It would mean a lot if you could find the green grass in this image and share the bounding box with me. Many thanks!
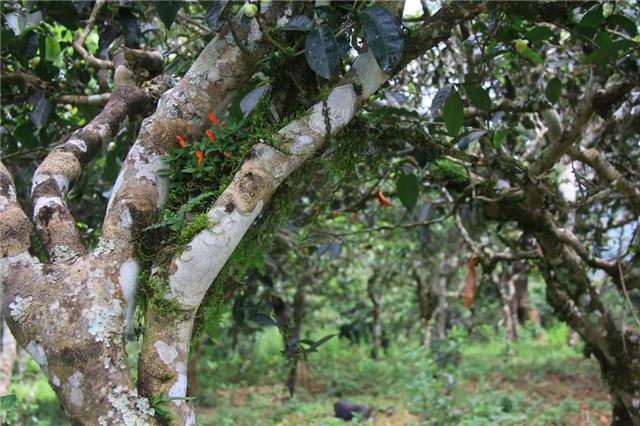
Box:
[2,324,610,425]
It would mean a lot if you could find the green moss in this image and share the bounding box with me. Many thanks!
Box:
[177,213,210,246]
[432,159,468,183]
[138,271,183,320]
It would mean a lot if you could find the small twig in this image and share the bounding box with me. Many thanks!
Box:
[73,0,113,69]
[256,15,289,56]
[316,214,451,238]
[228,20,255,60]
[56,93,111,105]
[618,262,640,328]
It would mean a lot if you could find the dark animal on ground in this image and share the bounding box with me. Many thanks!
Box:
[334,400,372,421]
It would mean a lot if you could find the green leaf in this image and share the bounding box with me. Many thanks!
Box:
[578,5,604,35]
[464,84,492,111]
[155,1,181,29]
[0,394,16,409]
[606,14,638,37]
[442,91,464,136]
[526,26,554,44]
[283,15,313,32]
[204,1,229,31]
[304,25,339,79]
[545,78,562,103]
[308,334,336,351]
[396,172,420,210]
[492,128,510,149]
[44,35,60,64]
[519,47,543,64]
[457,130,487,150]
[359,6,404,72]
[430,85,452,115]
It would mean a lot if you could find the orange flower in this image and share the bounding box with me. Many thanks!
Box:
[208,113,218,126]
[376,190,392,207]
[223,151,231,159]
[219,120,225,127]
[205,129,215,143]
[195,150,204,168]
[176,135,187,148]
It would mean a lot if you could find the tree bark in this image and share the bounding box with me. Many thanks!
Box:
[367,276,382,360]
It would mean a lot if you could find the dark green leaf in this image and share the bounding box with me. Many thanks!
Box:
[526,26,554,44]
[359,6,404,72]
[155,1,181,29]
[0,394,16,409]
[492,128,510,149]
[103,150,119,182]
[284,15,313,32]
[442,91,464,136]
[329,242,341,259]
[545,78,562,103]
[457,130,487,150]
[308,334,336,351]
[430,85,452,115]
[304,25,339,79]
[118,8,140,48]
[464,84,492,111]
[314,6,341,29]
[578,6,603,30]
[397,172,420,210]
[606,14,638,37]
[204,1,228,31]
[14,121,37,148]
[30,93,53,129]
[252,313,277,327]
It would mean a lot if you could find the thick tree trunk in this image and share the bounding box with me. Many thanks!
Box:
[0,320,16,394]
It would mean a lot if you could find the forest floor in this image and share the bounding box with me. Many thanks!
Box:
[195,325,610,426]
[5,325,611,425]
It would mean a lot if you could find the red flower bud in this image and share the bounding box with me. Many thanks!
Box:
[176,135,187,148]
[208,113,218,126]
[205,129,214,143]
[376,190,392,207]
[196,150,204,168]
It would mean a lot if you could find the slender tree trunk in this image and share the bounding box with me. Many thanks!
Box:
[367,276,382,360]
[415,271,438,346]
[436,256,449,341]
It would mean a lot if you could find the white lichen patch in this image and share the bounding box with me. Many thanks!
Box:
[67,371,84,407]
[168,361,188,404]
[9,295,33,322]
[353,50,387,99]
[86,303,123,345]
[119,259,140,331]
[25,341,48,373]
[99,386,154,426]
[93,238,117,256]
[154,341,178,365]
[31,173,52,195]
[51,174,70,194]
[67,137,88,154]
[33,196,64,218]
[309,85,357,135]
[119,207,133,229]
[52,244,78,261]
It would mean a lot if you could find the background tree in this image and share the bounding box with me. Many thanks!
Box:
[1,1,639,425]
